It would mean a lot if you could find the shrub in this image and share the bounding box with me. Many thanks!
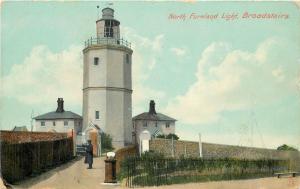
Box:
[156,133,179,140]
[277,144,298,151]
[101,133,114,152]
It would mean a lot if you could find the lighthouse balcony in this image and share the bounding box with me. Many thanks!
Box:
[84,37,131,49]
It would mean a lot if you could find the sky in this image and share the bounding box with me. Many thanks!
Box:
[1,1,300,149]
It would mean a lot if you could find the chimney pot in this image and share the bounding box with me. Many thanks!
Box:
[149,100,156,114]
[56,98,64,113]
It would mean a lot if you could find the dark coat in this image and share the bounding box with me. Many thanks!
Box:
[86,143,93,165]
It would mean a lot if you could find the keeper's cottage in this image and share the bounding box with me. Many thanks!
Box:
[133,100,176,142]
[34,98,82,133]
[82,7,133,148]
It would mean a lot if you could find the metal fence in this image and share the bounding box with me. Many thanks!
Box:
[123,157,290,187]
[84,37,131,48]
[1,137,74,183]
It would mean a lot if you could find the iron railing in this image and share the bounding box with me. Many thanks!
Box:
[84,37,131,48]
[121,157,290,187]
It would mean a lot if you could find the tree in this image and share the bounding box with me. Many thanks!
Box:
[277,144,298,151]
[101,133,114,152]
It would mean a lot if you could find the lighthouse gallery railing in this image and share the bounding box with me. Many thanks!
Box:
[85,37,131,48]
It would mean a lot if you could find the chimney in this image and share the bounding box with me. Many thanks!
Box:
[56,98,64,113]
[149,100,156,114]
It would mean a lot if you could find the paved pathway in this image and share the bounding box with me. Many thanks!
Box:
[11,157,300,189]
[13,157,122,189]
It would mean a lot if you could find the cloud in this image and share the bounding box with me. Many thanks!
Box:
[1,27,166,117]
[170,47,187,57]
[123,26,164,52]
[272,66,285,82]
[122,26,166,114]
[1,45,83,107]
[165,38,298,125]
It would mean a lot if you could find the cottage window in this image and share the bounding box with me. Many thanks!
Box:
[41,121,45,126]
[166,122,170,128]
[53,121,56,126]
[95,111,100,120]
[155,122,158,127]
[94,57,99,65]
[143,122,147,127]
[64,121,68,126]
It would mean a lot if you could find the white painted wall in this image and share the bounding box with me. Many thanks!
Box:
[82,44,133,148]
[133,120,176,141]
[35,119,82,133]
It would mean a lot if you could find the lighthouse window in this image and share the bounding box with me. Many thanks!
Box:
[104,20,114,37]
[94,57,99,65]
[95,111,100,120]
[104,27,113,37]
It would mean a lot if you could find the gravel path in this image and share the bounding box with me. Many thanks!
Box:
[10,157,300,189]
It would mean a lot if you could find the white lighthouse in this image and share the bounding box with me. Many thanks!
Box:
[82,7,133,148]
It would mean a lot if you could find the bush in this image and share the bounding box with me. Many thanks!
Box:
[156,133,179,140]
[141,151,165,159]
[101,133,114,152]
[119,156,290,187]
[277,144,298,151]
[156,134,166,139]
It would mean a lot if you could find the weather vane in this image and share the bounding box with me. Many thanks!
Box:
[96,2,113,11]
[106,2,114,7]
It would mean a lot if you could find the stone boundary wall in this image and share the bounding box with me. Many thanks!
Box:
[0,130,68,144]
[149,139,300,170]
[115,145,137,174]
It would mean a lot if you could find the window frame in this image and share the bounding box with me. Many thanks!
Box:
[166,122,170,128]
[41,121,45,126]
[64,121,68,126]
[95,111,100,120]
[94,57,99,65]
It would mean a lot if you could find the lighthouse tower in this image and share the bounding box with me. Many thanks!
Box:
[82,7,133,148]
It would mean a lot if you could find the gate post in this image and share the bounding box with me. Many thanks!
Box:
[104,152,117,183]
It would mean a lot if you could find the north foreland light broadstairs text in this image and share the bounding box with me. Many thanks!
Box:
[168,12,289,21]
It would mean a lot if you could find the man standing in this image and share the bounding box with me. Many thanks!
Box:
[85,140,93,169]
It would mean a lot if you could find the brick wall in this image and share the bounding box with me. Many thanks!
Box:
[89,131,99,156]
[149,139,199,157]
[115,145,137,174]
[0,131,68,144]
[149,139,300,170]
